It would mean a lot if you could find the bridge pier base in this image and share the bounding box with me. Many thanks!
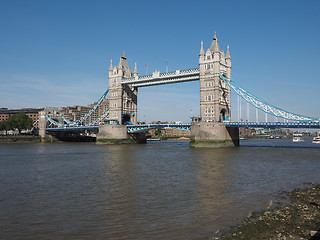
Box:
[96,125,146,144]
[38,111,47,141]
[190,122,239,148]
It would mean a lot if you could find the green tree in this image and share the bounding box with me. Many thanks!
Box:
[7,113,33,134]
[0,120,12,135]
[0,121,6,134]
[154,128,161,136]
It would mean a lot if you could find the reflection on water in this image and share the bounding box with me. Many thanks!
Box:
[0,139,319,239]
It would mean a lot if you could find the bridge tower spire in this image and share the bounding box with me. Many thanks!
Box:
[109,59,113,71]
[199,41,205,60]
[133,62,138,77]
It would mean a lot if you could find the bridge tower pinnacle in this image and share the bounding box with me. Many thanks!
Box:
[108,54,138,124]
[199,33,231,122]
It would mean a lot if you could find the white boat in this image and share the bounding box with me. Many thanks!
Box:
[293,133,304,142]
[312,136,320,144]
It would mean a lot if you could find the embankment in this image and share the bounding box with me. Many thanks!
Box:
[0,136,41,143]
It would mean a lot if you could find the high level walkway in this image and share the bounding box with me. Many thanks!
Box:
[122,68,200,87]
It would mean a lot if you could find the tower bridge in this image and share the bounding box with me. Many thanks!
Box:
[107,33,231,127]
[41,33,319,147]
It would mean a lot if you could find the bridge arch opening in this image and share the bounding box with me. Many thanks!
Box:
[122,113,132,124]
[220,109,227,122]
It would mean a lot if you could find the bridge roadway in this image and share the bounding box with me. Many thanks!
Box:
[45,121,320,133]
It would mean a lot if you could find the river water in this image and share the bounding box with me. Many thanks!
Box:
[0,138,320,240]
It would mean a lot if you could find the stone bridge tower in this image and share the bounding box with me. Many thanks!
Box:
[190,33,239,147]
[199,33,231,122]
[108,54,138,124]
[97,55,143,144]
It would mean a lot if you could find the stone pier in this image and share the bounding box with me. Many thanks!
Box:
[96,125,146,144]
[38,111,47,140]
[190,122,239,148]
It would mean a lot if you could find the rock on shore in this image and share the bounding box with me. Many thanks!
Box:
[215,184,320,240]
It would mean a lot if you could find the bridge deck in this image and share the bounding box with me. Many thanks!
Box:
[46,121,320,132]
[46,126,99,131]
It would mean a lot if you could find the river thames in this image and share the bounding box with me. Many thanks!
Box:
[1,138,320,240]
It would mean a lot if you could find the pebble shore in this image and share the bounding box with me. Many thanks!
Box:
[215,183,320,240]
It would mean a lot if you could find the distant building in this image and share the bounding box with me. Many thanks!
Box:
[60,105,91,123]
[87,98,109,124]
[239,127,256,137]
[1,97,109,128]
[162,127,190,137]
[0,107,44,127]
[148,127,190,138]
[60,98,109,125]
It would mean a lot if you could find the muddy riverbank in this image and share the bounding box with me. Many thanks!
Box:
[0,135,41,143]
[215,183,320,240]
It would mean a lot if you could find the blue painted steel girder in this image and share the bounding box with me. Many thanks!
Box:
[226,122,320,128]
[46,126,99,131]
[127,124,191,133]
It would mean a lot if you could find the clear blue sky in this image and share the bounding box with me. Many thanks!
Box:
[1,0,319,122]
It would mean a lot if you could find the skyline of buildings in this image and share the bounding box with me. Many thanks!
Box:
[0,98,110,128]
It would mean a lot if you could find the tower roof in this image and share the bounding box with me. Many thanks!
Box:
[209,32,220,52]
[118,54,132,74]
[121,52,126,60]
[118,58,131,70]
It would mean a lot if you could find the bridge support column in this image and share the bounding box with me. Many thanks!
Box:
[96,125,146,144]
[190,122,239,148]
[38,111,47,140]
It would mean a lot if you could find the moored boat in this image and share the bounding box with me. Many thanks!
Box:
[312,136,320,144]
[293,133,304,142]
